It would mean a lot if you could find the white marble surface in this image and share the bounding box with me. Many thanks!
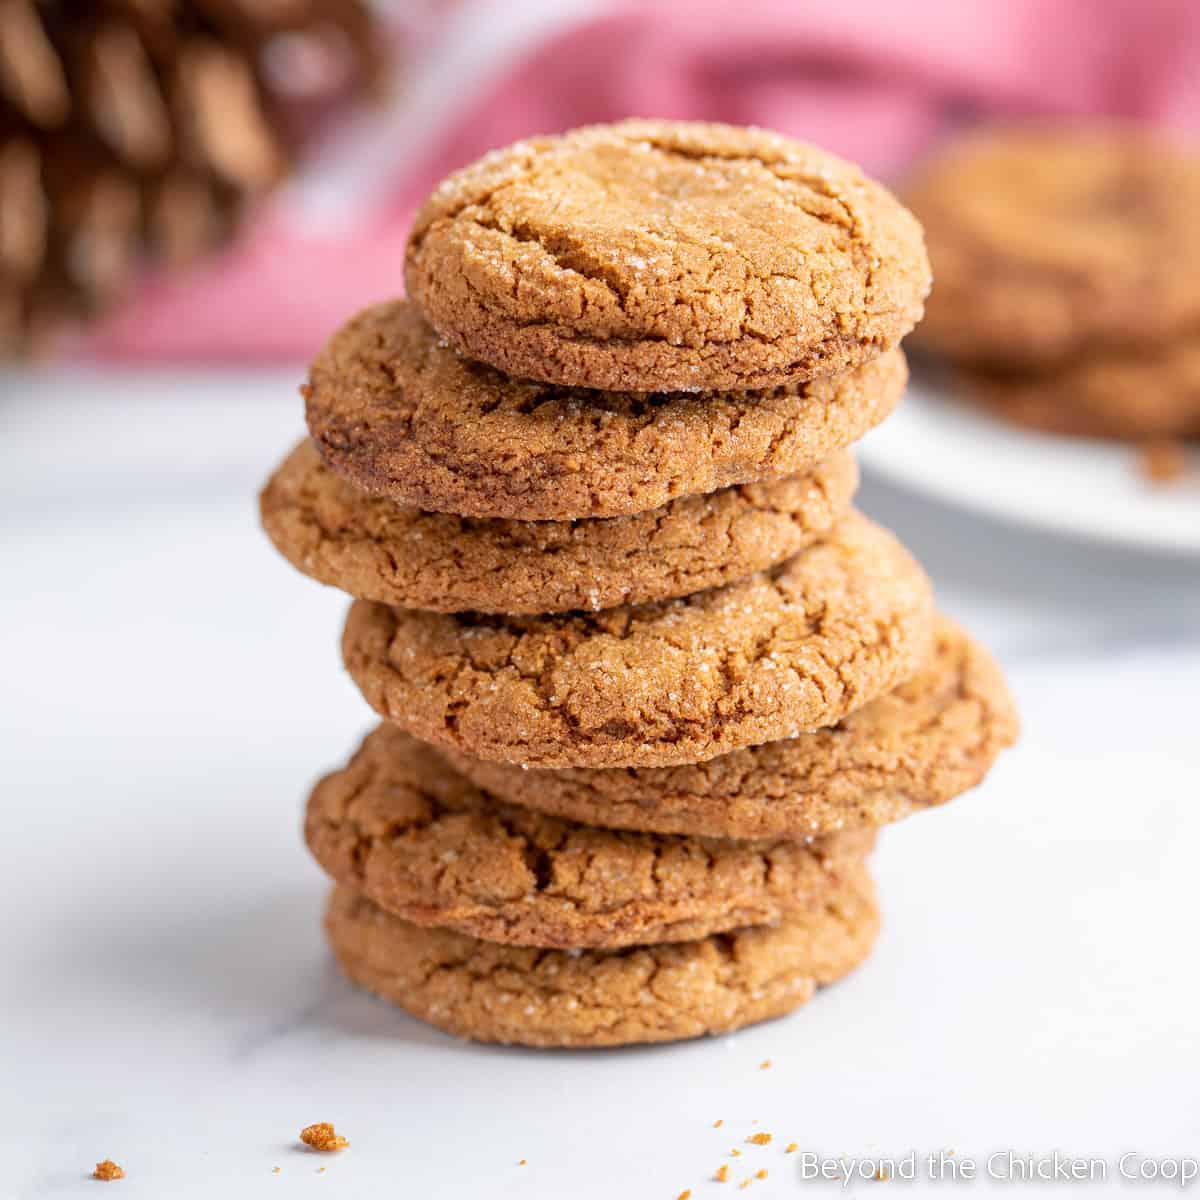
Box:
[2,368,1199,1199]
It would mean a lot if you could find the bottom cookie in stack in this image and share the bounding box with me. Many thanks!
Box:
[306,729,878,1046]
[324,870,878,1049]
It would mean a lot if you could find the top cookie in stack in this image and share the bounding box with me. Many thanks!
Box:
[262,121,1020,1048]
[304,119,928,523]
[405,120,930,394]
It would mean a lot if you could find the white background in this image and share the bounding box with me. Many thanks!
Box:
[2,368,1198,1199]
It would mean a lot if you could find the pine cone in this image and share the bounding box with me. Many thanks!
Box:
[0,0,384,355]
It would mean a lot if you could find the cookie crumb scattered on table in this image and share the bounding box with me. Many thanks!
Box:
[300,1123,349,1152]
[759,1059,772,1070]
[1138,440,1190,485]
[786,1143,799,1154]
[756,1170,768,1180]
[713,1119,724,1128]
[747,1133,772,1146]
[677,1191,692,1199]
[92,1160,124,1181]
[715,1164,730,1183]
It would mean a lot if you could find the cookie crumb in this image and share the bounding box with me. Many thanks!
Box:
[747,1133,772,1146]
[300,1123,349,1152]
[715,1165,730,1183]
[1138,440,1189,485]
[876,1168,890,1181]
[730,1147,742,1157]
[519,1159,527,1166]
[759,1059,772,1070]
[92,1160,124,1181]
[786,1143,799,1154]
[317,1167,326,1175]
[678,1191,692,1199]
[713,1119,724,1128]
[272,1167,281,1175]
[756,1170,768,1181]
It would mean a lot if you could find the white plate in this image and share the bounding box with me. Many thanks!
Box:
[857,373,1200,556]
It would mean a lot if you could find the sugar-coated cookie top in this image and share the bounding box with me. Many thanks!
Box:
[406,119,930,391]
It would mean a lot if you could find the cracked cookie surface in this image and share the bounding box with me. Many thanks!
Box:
[306,726,872,948]
[262,439,858,613]
[340,511,934,769]
[304,299,905,521]
[404,119,929,392]
[907,127,1200,367]
[324,863,878,1046]
[446,617,1017,840]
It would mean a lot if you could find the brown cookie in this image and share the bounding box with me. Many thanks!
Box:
[341,511,934,769]
[907,126,1200,368]
[261,439,858,614]
[405,119,929,392]
[446,617,1018,840]
[963,339,1200,441]
[324,863,879,1046]
[304,299,906,521]
[305,726,873,948]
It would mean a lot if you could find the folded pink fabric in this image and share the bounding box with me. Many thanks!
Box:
[88,0,1200,362]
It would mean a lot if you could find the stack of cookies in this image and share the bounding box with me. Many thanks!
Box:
[261,120,1018,1048]
[906,126,1200,442]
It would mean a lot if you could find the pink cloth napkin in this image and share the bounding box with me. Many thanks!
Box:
[87,0,1200,362]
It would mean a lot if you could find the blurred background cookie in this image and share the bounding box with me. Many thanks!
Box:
[906,126,1200,446]
[907,126,1200,368]
[962,339,1200,442]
